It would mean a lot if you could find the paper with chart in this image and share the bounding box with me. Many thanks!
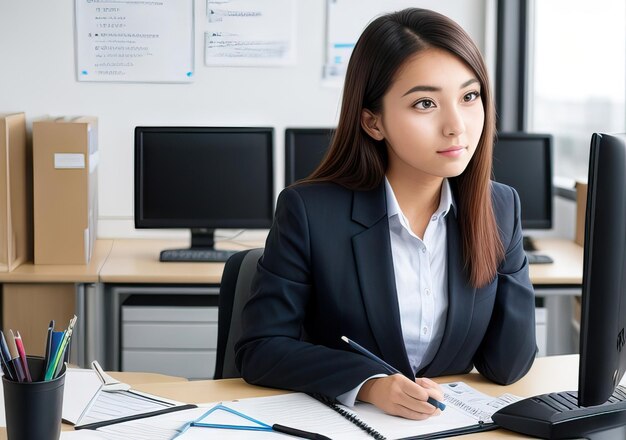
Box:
[75,0,194,82]
[205,0,296,66]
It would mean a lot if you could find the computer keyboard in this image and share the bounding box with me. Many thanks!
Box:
[526,252,554,264]
[492,387,626,439]
[160,248,238,262]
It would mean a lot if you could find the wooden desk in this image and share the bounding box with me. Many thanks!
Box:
[81,355,580,439]
[99,240,227,284]
[528,238,583,285]
[0,355,603,439]
[0,240,114,366]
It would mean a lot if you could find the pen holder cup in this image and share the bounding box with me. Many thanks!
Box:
[2,356,66,440]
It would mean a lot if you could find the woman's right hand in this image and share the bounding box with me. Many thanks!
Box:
[356,374,444,420]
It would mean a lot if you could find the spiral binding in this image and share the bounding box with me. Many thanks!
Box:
[311,394,386,440]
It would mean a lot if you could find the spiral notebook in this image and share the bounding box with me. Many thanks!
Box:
[58,382,520,439]
[217,384,520,440]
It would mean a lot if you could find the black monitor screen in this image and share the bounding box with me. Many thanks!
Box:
[135,127,274,229]
[492,133,553,229]
[579,133,626,406]
[285,128,335,185]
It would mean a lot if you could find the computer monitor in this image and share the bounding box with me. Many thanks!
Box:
[284,128,335,185]
[493,133,626,439]
[491,132,553,230]
[135,127,274,259]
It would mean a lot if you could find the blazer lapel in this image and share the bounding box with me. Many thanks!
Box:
[421,211,476,376]
[351,185,413,377]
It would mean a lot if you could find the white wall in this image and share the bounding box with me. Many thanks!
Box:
[0,0,488,239]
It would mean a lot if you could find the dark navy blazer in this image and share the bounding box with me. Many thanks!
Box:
[235,180,537,400]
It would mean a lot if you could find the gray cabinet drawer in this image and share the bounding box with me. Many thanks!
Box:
[122,322,218,349]
[122,350,216,379]
[122,306,218,322]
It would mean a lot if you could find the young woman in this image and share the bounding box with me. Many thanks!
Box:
[235,8,536,420]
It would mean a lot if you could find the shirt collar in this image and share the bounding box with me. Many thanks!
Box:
[384,177,456,220]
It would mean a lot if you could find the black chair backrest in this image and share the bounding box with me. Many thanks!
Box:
[214,248,264,379]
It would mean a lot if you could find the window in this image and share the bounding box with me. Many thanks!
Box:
[527,0,625,183]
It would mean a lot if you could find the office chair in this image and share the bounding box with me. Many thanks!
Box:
[214,248,264,379]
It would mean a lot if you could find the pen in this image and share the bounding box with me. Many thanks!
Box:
[7,330,26,382]
[45,315,77,381]
[14,331,32,382]
[0,330,17,380]
[341,335,446,411]
[272,423,332,440]
[43,320,54,376]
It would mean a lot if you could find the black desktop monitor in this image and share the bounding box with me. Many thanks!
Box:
[491,133,553,230]
[285,128,335,185]
[493,133,626,439]
[135,127,274,260]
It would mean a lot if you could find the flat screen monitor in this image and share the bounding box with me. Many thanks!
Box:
[285,128,335,185]
[493,133,626,439]
[491,133,553,230]
[135,127,274,255]
[578,133,626,406]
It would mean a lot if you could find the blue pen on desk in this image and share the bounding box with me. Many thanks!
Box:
[341,336,446,411]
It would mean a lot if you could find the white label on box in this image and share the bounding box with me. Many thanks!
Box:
[54,153,85,169]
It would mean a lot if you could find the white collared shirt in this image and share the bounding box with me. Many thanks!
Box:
[385,177,452,374]
[336,178,453,407]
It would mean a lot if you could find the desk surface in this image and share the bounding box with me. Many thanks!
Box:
[528,238,584,285]
[0,240,113,283]
[99,237,585,285]
[98,239,227,284]
[0,237,582,286]
[0,354,578,438]
[115,355,581,439]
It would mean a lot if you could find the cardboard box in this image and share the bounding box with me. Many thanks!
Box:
[2,283,76,357]
[33,117,98,264]
[575,181,588,247]
[0,113,32,271]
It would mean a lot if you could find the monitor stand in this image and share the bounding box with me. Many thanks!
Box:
[159,229,237,262]
[189,228,217,249]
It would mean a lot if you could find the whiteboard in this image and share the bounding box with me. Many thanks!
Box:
[75,0,194,83]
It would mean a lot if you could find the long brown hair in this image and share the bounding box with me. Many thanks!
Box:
[306,8,503,287]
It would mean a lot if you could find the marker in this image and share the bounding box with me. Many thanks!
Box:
[7,330,26,382]
[14,331,32,382]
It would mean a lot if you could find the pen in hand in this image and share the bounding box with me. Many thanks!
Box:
[341,336,446,411]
